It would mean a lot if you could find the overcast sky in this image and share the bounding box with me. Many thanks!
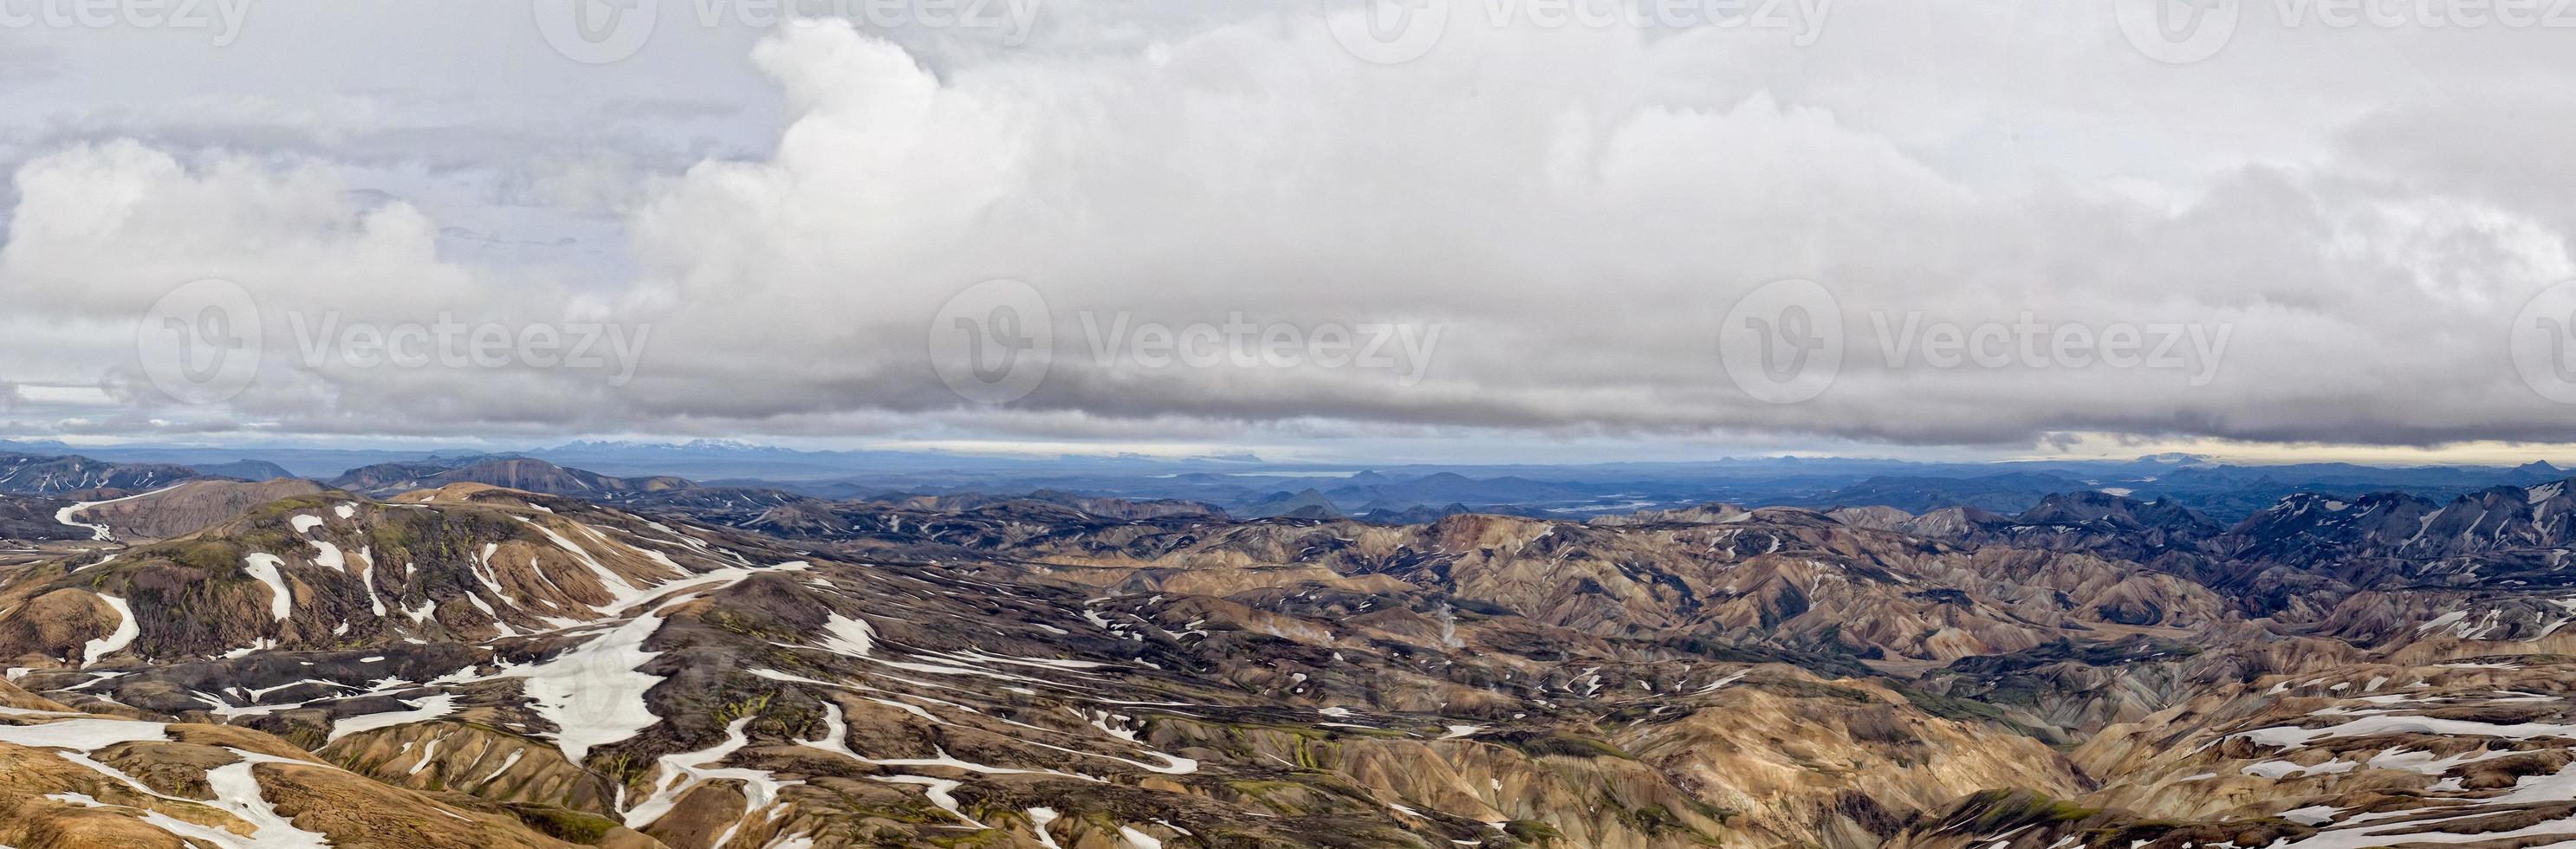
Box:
[3,0,2574,463]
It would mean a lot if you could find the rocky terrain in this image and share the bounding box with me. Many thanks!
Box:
[0,494,88,541]
[10,465,2576,846]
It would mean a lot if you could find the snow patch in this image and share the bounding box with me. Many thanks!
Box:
[240,554,294,621]
[328,693,459,742]
[80,595,138,667]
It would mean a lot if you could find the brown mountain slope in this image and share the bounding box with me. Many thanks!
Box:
[0,680,590,848]
[35,483,2576,849]
[0,487,2110,848]
[64,478,329,541]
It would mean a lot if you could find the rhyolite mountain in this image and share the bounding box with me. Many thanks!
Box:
[0,493,88,541]
[13,472,2576,846]
[0,451,203,496]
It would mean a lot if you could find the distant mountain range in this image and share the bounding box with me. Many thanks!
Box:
[11,438,2576,524]
[1793,472,2093,514]
[328,456,693,499]
[188,459,296,481]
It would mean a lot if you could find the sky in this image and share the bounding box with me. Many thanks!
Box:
[3,0,2576,464]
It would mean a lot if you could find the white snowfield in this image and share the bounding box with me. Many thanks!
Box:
[490,559,811,764]
[216,502,821,771]
[308,540,346,573]
[509,608,670,763]
[79,594,138,667]
[818,612,875,656]
[2209,677,2576,849]
[203,749,334,847]
[51,483,189,541]
[28,495,1220,847]
[239,554,294,621]
[2235,714,2576,749]
[54,502,111,541]
[624,716,797,833]
[326,692,458,742]
[0,719,335,848]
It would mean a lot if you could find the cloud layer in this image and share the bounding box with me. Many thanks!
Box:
[3,2,2574,457]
